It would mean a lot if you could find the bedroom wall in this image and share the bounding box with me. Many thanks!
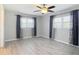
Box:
[39,5,79,41]
[4,10,17,41]
[40,15,50,38]
[4,5,79,43]
[36,16,43,37]
[0,4,5,47]
[41,13,72,44]
[4,10,42,41]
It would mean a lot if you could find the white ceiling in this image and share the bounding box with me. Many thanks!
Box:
[4,4,77,16]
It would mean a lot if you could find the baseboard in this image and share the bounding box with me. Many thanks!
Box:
[55,39,69,45]
[22,36,32,39]
[5,39,17,42]
[55,39,79,48]
[5,36,40,42]
[5,37,79,48]
[35,36,41,38]
[41,35,49,39]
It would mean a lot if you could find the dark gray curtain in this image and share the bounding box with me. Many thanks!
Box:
[16,15,21,38]
[33,17,37,36]
[71,10,79,46]
[49,15,54,38]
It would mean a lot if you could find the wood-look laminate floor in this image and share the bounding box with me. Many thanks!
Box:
[0,37,79,55]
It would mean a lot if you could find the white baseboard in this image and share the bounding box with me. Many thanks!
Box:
[5,39,17,42]
[54,39,79,48]
[4,37,79,48]
[41,35,49,39]
[22,36,32,39]
[4,36,40,42]
[55,39,69,45]
[35,35,41,38]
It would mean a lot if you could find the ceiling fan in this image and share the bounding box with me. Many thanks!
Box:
[34,4,55,14]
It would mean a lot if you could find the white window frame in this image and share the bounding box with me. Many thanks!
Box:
[20,17,34,28]
[53,13,72,29]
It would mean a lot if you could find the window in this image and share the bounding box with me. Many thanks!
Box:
[53,14,72,29]
[21,17,34,28]
[53,17,62,29]
[63,15,72,29]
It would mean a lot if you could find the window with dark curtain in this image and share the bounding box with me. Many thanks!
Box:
[16,15,21,38]
[49,15,54,38]
[71,10,79,46]
[33,17,37,36]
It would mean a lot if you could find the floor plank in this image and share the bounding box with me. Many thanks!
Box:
[0,37,79,55]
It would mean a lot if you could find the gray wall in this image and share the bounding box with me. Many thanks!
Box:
[39,5,79,42]
[0,5,5,47]
[40,15,50,38]
[4,10,42,41]
[36,16,43,37]
[38,13,72,45]
[5,10,17,41]
[4,5,79,43]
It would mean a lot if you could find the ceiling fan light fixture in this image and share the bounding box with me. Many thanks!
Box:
[41,8,48,13]
[34,4,55,14]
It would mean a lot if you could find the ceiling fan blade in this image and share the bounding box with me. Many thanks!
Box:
[48,10,54,12]
[48,6,55,9]
[36,6,42,9]
[34,10,40,12]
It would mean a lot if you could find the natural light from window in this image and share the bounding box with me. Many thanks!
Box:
[21,17,34,28]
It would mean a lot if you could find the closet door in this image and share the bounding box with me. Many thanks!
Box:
[20,17,34,39]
